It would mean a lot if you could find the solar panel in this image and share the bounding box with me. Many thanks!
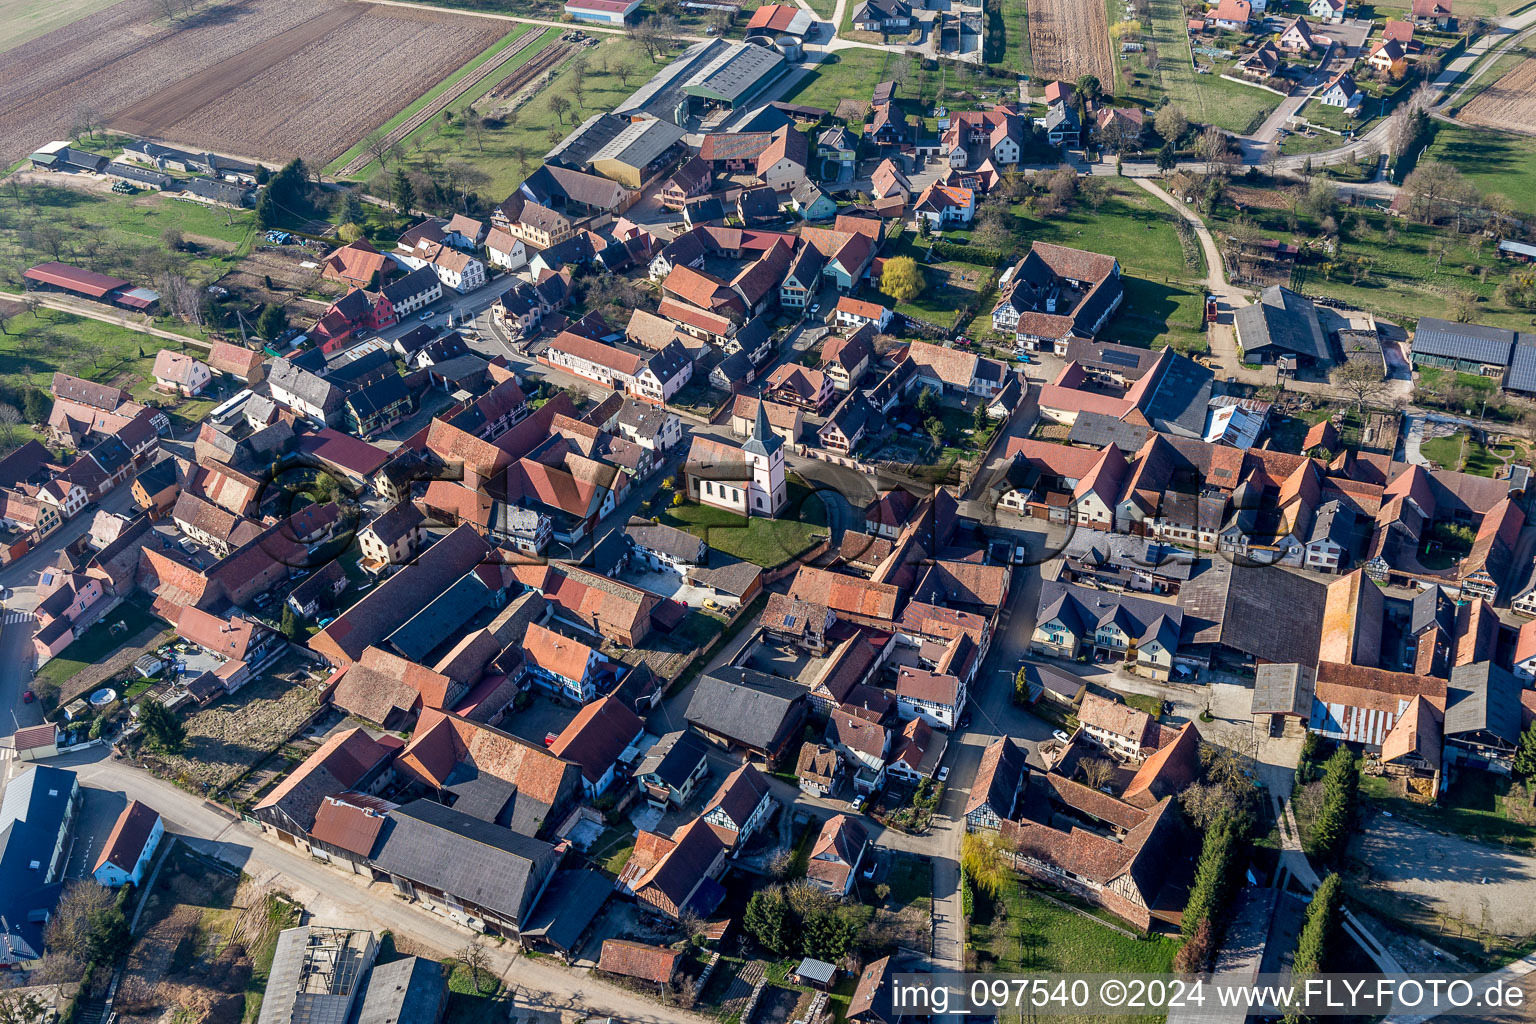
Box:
[1099,349,1141,368]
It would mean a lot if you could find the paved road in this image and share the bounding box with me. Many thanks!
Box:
[10,745,713,1024]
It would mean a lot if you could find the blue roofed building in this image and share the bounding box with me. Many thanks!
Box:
[0,765,81,967]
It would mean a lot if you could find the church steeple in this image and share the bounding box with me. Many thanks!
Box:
[742,397,782,458]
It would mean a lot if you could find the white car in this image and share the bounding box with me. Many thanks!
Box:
[849,796,865,813]
[937,765,950,783]
[1053,729,1071,743]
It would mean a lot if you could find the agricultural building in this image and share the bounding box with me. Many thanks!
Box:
[617,39,787,124]
[563,0,643,22]
[23,262,160,312]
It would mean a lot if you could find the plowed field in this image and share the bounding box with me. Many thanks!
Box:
[1461,57,1536,135]
[0,0,503,166]
[1027,0,1114,87]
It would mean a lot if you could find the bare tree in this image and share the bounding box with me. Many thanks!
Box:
[456,938,492,994]
[0,405,22,452]
[615,59,638,87]
[363,127,394,171]
[1080,757,1116,790]
[0,990,48,1024]
[548,94,572,125]
[463,111,487,153]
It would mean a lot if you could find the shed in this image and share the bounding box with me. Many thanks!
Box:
[793,957,839,989]
[13,723,58,762]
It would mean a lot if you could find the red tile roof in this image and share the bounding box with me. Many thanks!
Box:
[93,800,160,875]
[599,940,682,984]
[549,696,643,785]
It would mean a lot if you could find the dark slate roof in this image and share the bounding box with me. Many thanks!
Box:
[1409,584,1458,636]
[626,519,705,561]
[687,669,803,749]
[1235,285,1329,363]
[1178,561,1327,665]
[637,730,712,790]
[1445,662,1523,744]
[182,177,252,204]
[270,358,339,412]
[1038,580,1183,650]
[1306,499,1355,548]
[381,266,441,305]
[1507,339,1536,393]
[1412,316,1518,366]
[386,570,497,662]
[1140,353,1214,438]
[1067,411,1151,452]
[519,869,611,950]
[355,957,448,1024]
[371,799,560,925]
[346,374,411,420]
[135,458,180,496]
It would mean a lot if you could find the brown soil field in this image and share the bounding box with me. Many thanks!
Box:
[1461,57,1536,135]
[0,0,502,167]
[1027,0,1114,87]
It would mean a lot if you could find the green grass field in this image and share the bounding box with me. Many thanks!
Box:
[32,600,164,706]
[337,34,657,200]
[663,480,827,567]
[1424,121,1536,216]
[1208,191,1532,328]
[0,0,130,54]
[1009,181,1208,350]
[1361,773,1536,849]
[971,878,1180,1021]
[984,0,1034,75]
[1,182,256,290]
[1117,0,1281,132]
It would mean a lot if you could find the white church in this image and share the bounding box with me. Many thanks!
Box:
[683,400,787,517]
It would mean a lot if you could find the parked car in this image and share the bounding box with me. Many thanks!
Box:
[1013,543,1028,564]
[1053,729,1071,743]
[22,689,34,703]
[937,765,950,782]
[419,310,434,321]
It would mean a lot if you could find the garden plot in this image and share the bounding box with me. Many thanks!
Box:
[143,659,323,794]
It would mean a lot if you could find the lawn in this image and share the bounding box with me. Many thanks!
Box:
[1006,181,1208,351]
[1419,431,1467,470]
[1208,192,1531,329]
[971,878,1180,1016]
[983,0,1033,75]
[334,34,658,201]
[1360,773,1536,850]
[1,182,257,288]
[866,230,997,331]
[445,962,506,1024]
[1422,121,1536,216]
[0,309,220,436]
[661,479,828,567]
[32,600,163,704]
[1116,0,1281,133]
[782,51,903,113]
[1113,690,1163,718]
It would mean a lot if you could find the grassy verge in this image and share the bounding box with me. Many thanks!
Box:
[241,894,301,1024]
[1448,46,1532,114]
[444,962,506,1024]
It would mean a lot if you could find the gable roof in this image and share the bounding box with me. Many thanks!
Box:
[549,696,644,785]
[254,728,399,832]
[93,800,160,874]
[967,736,1026,818]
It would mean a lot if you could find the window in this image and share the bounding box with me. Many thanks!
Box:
[756,497,764,509]
[706,482,714,495]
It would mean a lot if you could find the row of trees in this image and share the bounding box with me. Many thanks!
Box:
[1175,804,1253,972]
[1308,747,1359,867]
